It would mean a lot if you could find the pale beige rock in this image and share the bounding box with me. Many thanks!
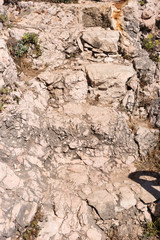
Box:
[39,215,63,240]
[0,162,7,182]
[139,184,160,204]
[87,227,102,240]
[92,157,108,168]
[61,220,71,235]
[143,17,156,30]
[11,203,21,220]
[9,28,26,41]
[63,103,83,115]
[142,8,154,19]
[87,190,116,220]
[86,63,135,88]
[135,126,159,156]
[82,28,120,53]
[69,172,88,186]
[119,186,137,210]
[69,232,79,240]
[3,167,21,189]
[0,0,157,238]
[86,63,135,103]
[64,71,88,103]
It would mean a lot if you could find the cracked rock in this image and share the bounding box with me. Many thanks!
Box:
[87,190,116,220]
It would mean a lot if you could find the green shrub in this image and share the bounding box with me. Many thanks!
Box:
[142,34,160,62]
[0,14,7,23]
[143,218,160,238]
[12,32,42,59]
[0,86,12,112]
[13,42,29,57]
[140,0,147,6]
[21,206,43,240]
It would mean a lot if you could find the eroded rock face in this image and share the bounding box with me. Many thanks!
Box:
[0,0,160,239]
[0,39,18,86]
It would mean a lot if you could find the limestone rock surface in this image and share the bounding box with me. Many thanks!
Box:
[0,0,159,239]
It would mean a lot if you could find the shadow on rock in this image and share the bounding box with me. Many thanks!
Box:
[128,171,160,202]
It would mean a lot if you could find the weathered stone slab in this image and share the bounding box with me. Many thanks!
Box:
[119,186,137,209]
[87,190,116,220]
[82,27,120,53]
[86,63,135,102]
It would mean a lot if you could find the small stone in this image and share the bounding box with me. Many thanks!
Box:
[126,156,135,165]
[69,141,79,149]
[144,210,152,221]
[136,202,147,211]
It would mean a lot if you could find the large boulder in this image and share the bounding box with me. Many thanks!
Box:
[86,63,135,104]
[81,28,120,53]
[133,57,156,84]
[135,125,159,157]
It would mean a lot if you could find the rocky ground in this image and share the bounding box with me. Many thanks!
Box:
[0,0,160,239]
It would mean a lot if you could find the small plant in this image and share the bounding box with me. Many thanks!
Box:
[0,102,3,111]
[0,87,10,94]
[143,218,160,238]
[21,206,43,240]
[140,0,147,6]
[142,34,160,62]
[0,14,7,23]
[107,226,122,240]
[0,86,11,112]
[14,42,29,58]
[10,32,42,59]
[6,23,13,28]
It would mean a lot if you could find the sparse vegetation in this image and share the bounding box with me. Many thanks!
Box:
[17,206,43,240]
[0,86,11,111]
[143,218,160,239]
[142,34,160,62]
[8,32,42,60]
[140,0,147,6]
[0,14,7,23]
[107,227,122,240]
